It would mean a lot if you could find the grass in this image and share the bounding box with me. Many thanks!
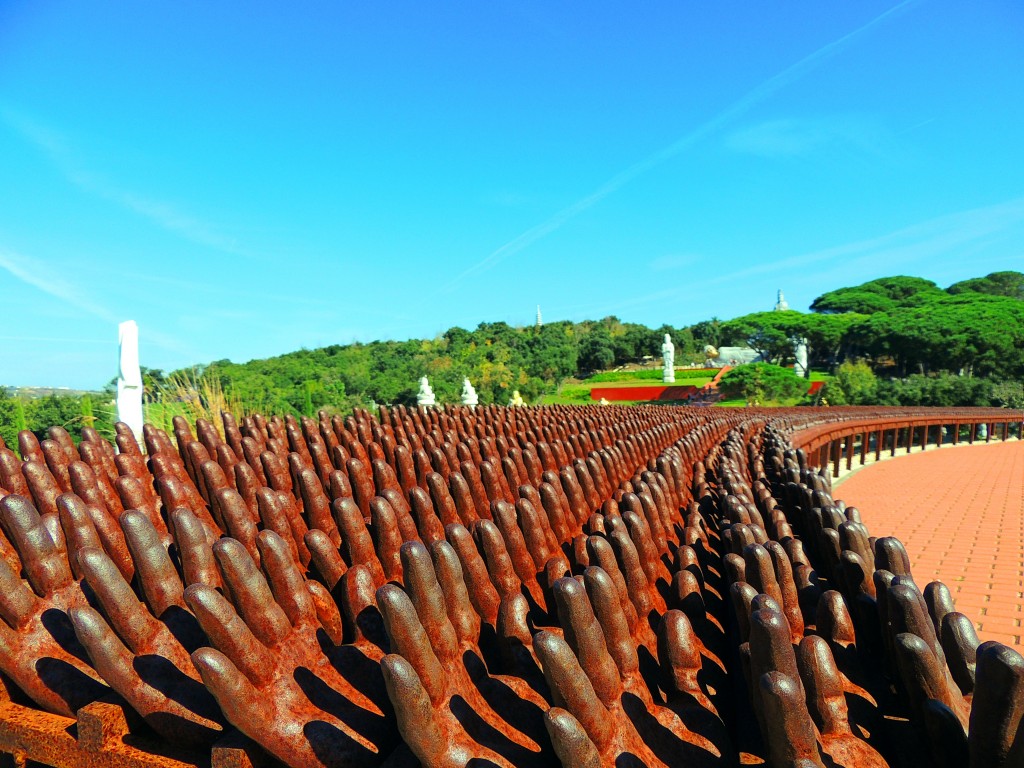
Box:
[538,393,592,405]
[587,367,718,383]
[589,377,713,389]
[586,369,664,382]
[146,369,254,439]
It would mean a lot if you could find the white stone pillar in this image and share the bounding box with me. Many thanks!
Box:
[116,320,144,447]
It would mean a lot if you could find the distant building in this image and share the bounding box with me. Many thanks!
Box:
[712,347,762,367]
[774,289,790,312]
[536,305,543,327]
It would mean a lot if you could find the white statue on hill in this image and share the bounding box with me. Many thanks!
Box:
[509,390,525,407]
[416,376,436,407]
[460,378,478,408]
[662,334,675,383]
[793,338,809,378]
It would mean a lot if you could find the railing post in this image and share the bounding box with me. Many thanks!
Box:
[831,439,841,478]
[970,422,977,444]
[875,429,882,462]
[860,432,867,465]
[845,434,854,471]
[987,422,993,443]
[953,422,960,445]
[891,427,898,457]
[1002,421,1009,441]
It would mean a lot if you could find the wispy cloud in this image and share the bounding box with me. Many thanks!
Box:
[0,246,195,356]
[571,195,1024,318]
[0,335,112,345]
[487,190,539,208]
[725,196,1024,282]
[0,105,251,258]
[0,247,119,323]
[650,254,698,272]
[724,115,893,159]
[71,170,248,256]
[443,0,921,289]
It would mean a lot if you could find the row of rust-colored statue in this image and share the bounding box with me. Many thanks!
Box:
[0,403,1018,767]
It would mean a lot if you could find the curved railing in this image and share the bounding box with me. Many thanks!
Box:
[788,406,1021,476]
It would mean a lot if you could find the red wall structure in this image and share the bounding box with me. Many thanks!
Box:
[593,378,824,402]
[590,385,700,401]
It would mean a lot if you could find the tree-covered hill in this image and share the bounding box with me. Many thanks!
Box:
[721,272,1024,379]
[194,318,698,416]
[2,270,1020,446]
[194,270,1020,416]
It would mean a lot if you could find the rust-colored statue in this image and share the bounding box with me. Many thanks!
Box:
[0,405,1016,767]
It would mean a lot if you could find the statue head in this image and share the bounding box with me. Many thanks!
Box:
[664,333,671,343]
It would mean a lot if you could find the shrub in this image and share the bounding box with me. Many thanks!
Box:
[819,360,877,405]
[718,363,806,404]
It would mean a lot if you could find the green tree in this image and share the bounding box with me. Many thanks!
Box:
[718,363,806,404]
[948,271,1024,300]
[24,395,83,441]
[611,322,659,365]
[874,373,994,407]
[690,317,724,348]
[0,391,21,450]
[811,276,942,314]
[720,313,794,364]
[797,312,863,370]
[578,326,615,373]
[849,293,1024,377]
[820,360,877,405]
[990,381,1024,409]
[526,321,579,380]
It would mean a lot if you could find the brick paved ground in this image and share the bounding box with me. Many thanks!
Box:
[834,440,1024,649]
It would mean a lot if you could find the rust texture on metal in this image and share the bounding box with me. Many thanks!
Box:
[0,405,1017,767]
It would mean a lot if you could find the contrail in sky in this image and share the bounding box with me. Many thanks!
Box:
[444,0,921,290]
[0,106,252,260]
[0,247,195,356]
[0,248,119,323]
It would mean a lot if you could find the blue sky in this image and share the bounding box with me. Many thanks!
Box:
[1,1,1022,389]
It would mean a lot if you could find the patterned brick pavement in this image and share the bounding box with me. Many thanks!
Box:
[834,440,1024,649]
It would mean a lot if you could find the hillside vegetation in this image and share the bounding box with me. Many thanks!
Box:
[1,271,1021,445]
